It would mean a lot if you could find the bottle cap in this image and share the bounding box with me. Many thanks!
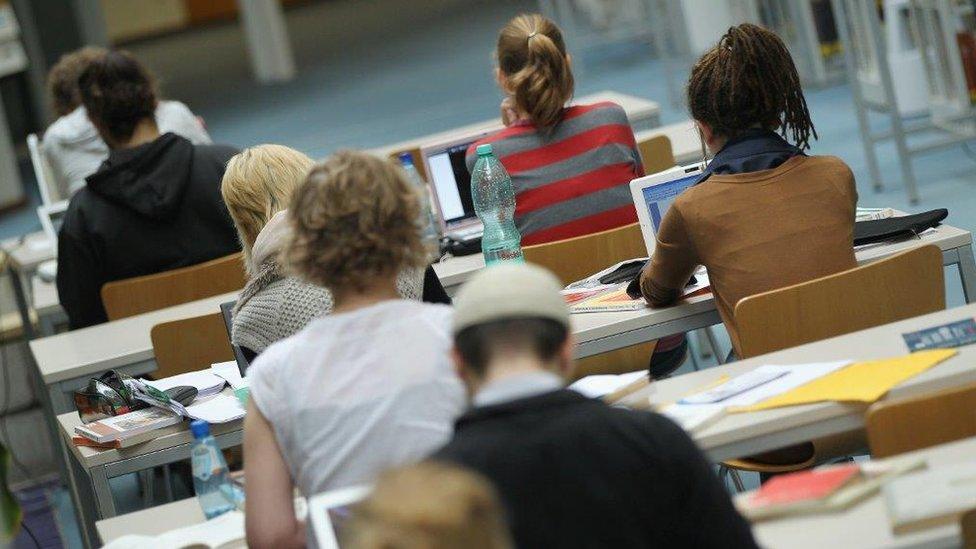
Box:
[397,152,414,166]
[476,144,494,156]
[190,420,210,439]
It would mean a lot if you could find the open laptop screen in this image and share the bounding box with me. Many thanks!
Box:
[640,174,698,232]
[426,142,476,225]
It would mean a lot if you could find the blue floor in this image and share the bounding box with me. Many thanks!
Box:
[3,0,975,546]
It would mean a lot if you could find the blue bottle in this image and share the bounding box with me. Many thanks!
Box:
[470,144,523,265]
[398,152,441,257]
[190,420,237,519]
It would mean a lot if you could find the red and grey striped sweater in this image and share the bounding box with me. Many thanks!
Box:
[466,101,644,246]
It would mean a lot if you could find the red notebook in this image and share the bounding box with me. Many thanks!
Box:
[749,464,860,507]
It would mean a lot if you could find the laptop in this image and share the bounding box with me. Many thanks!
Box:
[309,485,372,549]
[629,163,705,255]
[419,133,489,241]
[219,300,253,376]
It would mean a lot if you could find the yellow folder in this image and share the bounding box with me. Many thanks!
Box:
[730,349,957,413]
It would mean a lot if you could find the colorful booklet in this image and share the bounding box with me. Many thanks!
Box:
[75,407,182,444]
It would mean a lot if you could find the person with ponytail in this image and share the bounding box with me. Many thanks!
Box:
[468,13,643,247]
[640,24,859,360]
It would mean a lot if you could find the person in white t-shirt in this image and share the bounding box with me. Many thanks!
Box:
[243,151,465,549]
[41,47,212,197]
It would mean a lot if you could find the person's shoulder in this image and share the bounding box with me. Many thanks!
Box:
[568,101,628,123]
[247,330,299,380]
[405,301,454,335]
[156,100,195,118]
[803,154,854,177]
[42,107,96,145]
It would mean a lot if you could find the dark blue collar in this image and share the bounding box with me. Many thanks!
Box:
[697,129,804,183]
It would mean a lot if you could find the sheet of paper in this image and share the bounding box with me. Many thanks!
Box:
[185,394,246,424]
[720,361,854,408]
[661,403,725,433]
[146,370,226,396]
[569,371,646,399]
[731,350,956,413]
[212,361,248,390]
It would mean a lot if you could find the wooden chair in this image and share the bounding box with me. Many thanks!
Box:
[101,253,247,321]
[734,245,945,359]
[637,134,675,175]
[963,509,976,549]
[726,244,946,474]
[865,382,976,458]
[150,312,236,379]
[523,223,661,379]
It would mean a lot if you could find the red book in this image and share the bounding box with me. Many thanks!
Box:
[749,464,860,507]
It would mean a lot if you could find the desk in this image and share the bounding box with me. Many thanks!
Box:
[635,121,702,166]
[97,497,204,545]
[619,303,976,463]
[60,390,243,548]
[1,231,56,340]
[747,437,975,549]
[370,90,661,159]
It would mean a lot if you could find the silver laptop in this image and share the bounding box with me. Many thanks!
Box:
[419,133,488,240]
[309,485,371,549]
[629,164,704,255]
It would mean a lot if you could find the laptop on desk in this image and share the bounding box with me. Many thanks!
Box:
[419,133,488,242]
[309,485,372,549]
[629,163,704,255]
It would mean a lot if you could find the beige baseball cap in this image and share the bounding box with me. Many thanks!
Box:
[452,263,570,335]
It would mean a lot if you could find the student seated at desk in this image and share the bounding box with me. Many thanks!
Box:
[639,24,858,356]
[471,12,685,372]
[244,152,465,549]
[467,14,643,246]
[346,462,513,549]
[433,263,757,548]
[220,145,447,357]
[56,50,240,329]
[42,47,211,197]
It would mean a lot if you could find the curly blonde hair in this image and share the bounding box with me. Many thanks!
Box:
[284,150,427,292]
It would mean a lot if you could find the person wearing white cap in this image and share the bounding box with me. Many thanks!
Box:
[433,263,758,549]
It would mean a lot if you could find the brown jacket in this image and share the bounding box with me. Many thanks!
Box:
[640,155,858,354]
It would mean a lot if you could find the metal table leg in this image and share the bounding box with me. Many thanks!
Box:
[955,244,976,304]
[7,265,34,340]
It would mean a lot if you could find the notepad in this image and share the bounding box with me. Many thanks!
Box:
[730,350,956,413]
[185,394,246,424]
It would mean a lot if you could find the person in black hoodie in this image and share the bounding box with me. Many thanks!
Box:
[433,263,758,549]
[56,50,240,329]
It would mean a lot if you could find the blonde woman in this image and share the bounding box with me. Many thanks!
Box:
[243,151,465,549]
[221,145,448,358]
[346,462,513,549]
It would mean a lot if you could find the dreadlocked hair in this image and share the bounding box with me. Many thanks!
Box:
[687,23,817,150]
[497,14,575,129]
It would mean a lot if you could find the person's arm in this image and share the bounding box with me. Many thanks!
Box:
[422,264,451,304]
[244,399,305,549]
[639,205,699,307]
[56,225,106,329]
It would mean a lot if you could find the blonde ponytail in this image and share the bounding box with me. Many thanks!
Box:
[497,14,574,129]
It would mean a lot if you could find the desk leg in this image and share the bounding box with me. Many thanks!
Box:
[66,444,101,549]
[956,245,976,304]
[7,265,34,340]
[90,465,117,519]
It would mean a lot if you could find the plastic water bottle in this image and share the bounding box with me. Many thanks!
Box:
[398,153,441,256]
[470,144,523,265]
[190,420,237,519]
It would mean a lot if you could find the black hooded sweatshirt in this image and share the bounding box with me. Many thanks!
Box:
[57,133,241,329]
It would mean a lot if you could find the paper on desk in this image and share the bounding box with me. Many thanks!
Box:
[146,370,226,398]
[730,350,956,413]
[714,361,854,408]
[211,361,248,390]
[185,394,246,424]
[569,371,646,398]
[101,510,244,549]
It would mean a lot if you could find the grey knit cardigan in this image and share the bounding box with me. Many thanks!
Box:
[230,261,424,354]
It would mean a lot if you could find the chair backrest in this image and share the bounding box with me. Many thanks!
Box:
[637,134,675,175]
[150,312,236,379]
[101,253,247,321]
[865,382,976,458]
[522,223,646,286]
[733,245,945,358]
[523,223,655,378]
[962,508,976,549]
[27,133,62,206]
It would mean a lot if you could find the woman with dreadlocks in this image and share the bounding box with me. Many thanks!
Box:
[639,23,858,357]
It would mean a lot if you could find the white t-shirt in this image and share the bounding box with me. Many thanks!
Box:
[247,299,465,499]
[41,100,212,197]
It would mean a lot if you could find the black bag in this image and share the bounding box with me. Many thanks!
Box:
[853,209,948,246]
